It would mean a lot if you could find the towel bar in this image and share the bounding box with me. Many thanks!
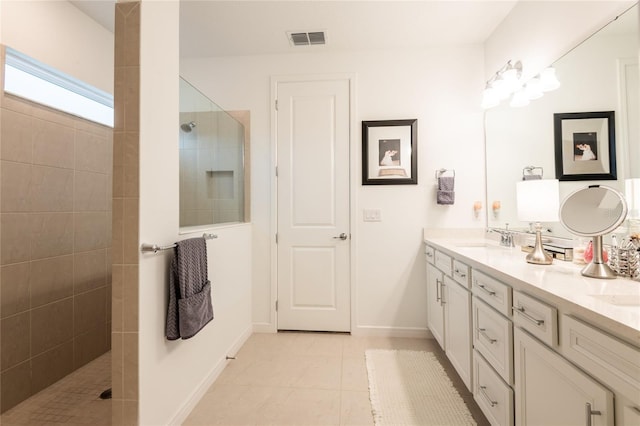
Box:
[435,168,455,180]
[140,233,218,254]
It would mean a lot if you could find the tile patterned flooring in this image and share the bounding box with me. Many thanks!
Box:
[0,334,489,426]
[184,332,489,426]
[1,352,111,426]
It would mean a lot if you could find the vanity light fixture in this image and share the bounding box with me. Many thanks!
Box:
[481,62,560,109]
[516,179,560,265]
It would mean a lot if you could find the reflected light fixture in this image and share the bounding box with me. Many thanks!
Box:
[482,62,560,109]
[516,179,560,265]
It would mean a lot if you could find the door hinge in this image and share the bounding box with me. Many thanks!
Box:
[275,99,278,111]
[275,300,278,312]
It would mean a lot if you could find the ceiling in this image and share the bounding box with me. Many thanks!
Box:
[70,0,518,58]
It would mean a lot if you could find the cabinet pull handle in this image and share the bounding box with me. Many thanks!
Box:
[427,252,433,258]
[585,402,601,426]
[479,386,498,407]
[454,268,466,278]
[440,281,446,305]
[513,305,544,326]
[477,328,497,344]
[436,279,441,302]
[477,283,496,296]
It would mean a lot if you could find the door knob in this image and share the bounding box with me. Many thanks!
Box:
[333,233,348,240]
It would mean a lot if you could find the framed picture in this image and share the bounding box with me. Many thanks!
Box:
[553,111,616,181]
[362,119,417,185]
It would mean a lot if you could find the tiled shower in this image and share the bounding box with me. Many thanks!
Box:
[0,53,113,411]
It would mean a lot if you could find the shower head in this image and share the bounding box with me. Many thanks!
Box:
[181,121,196,133]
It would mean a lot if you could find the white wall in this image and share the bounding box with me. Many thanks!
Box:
[0,0,114,94]
[138,2,252,425]
[484,1,635,81]
[181,46,486,335]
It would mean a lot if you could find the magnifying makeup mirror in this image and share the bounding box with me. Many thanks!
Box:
[560,185,628,279]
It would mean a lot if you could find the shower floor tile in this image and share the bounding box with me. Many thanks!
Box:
[1,352,111,426]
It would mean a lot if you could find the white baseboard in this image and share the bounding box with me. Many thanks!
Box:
[168,325,253,425]
[253,322,276,333]
[353,325,433,339]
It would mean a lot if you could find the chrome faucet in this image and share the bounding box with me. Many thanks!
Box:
[489,224,515,248]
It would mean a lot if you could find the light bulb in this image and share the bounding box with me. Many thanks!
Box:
[539,67,561,92]
[524,77,543,100]
[510,89,530,107]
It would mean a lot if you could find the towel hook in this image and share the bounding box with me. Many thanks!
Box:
[522,166,543,179]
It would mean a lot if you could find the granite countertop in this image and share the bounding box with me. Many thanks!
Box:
[423,235,640,347]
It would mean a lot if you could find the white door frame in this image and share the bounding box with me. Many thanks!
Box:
[268,73,358,333]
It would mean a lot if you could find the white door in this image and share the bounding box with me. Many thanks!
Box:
[275,77,351,332]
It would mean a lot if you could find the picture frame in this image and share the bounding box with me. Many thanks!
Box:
[362,119,417,185]
[553,111,616,181]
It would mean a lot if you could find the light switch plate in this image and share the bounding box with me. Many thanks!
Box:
[363,209,382,222]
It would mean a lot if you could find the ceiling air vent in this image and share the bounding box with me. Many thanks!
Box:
[287,31,327,47]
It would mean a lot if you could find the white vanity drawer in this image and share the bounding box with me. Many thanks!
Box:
[473,297,514,385]
[435,250,452,276]
[425,245,435,264]
[473,349,514,426]
[472,270,512,317]
[561,315,640,402]
[453,259,471,289]
[512,291,557,347]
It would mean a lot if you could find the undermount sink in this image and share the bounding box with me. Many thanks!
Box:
[455,242,502,249]
[589,294,640,307]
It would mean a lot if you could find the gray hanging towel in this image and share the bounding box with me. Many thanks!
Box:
[166,237,213,340]
[437,176,455,205]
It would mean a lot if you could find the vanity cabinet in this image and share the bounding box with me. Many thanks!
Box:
[425,246,472,390]
[426,261,445,348]
[471,270,515,425]
[560,315,640,426]
[424,238,640,426]
[444,275,472,389]
[514,327,614,425]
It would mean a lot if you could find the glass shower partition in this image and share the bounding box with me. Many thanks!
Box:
[179,77,246,228]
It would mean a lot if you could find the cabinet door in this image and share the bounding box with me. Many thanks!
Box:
[426,262,445,349]
[444,276,472,390]
[514,328,614,426]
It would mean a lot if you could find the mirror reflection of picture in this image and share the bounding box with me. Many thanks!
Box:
[573,132,597,161]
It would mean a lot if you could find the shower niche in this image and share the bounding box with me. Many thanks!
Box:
[179,77,249,228]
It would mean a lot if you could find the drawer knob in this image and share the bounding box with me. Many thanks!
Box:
[479,386,498,407]
[454,269,466,278]
[477,328,497,344]
[513,305,544,326]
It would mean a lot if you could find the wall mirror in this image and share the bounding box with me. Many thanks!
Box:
[485,3,638,239]
[179,77,248,228]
